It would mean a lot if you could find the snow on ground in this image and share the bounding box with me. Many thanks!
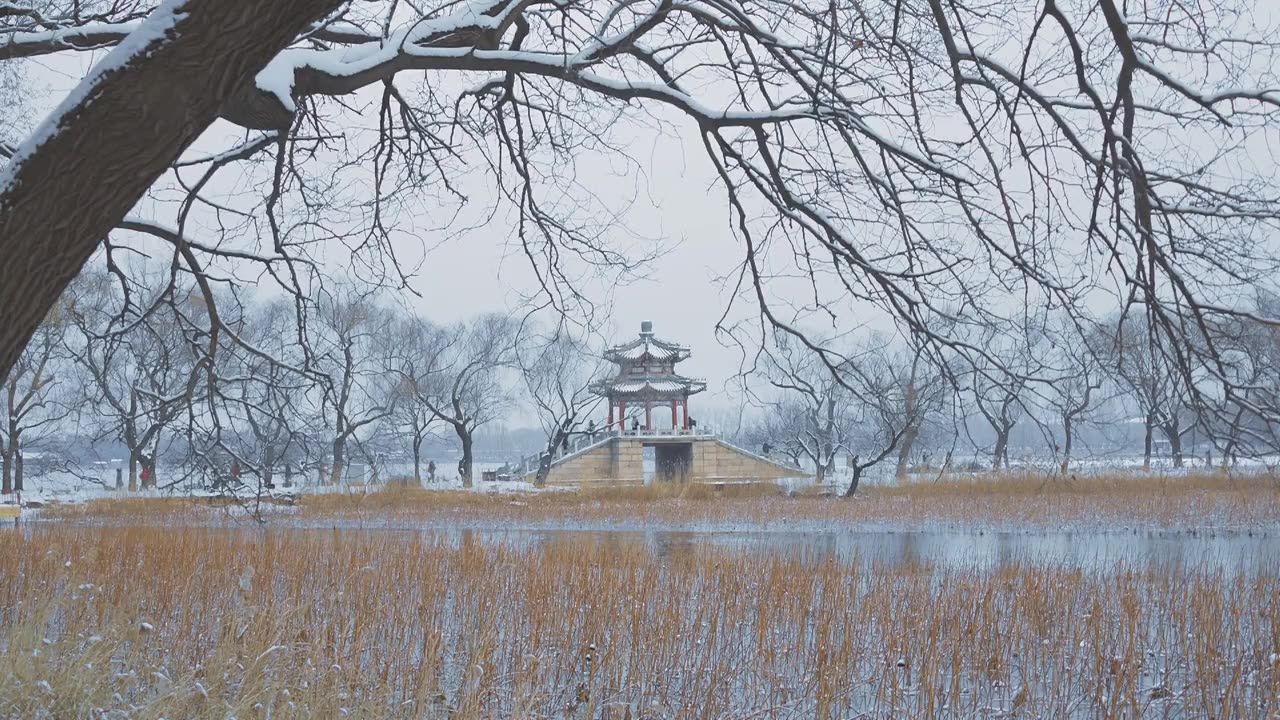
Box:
[6,453,1277,510]
[8,459,536,507]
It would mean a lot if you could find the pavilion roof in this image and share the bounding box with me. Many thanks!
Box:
[590,375,707,397]
[604,322,691,364]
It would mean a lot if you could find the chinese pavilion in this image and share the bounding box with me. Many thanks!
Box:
[591,321,707,431]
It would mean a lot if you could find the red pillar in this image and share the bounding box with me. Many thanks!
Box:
[608,402,614,429]
[671,400,678,430]
[619,400,626,430]
[644,400,652,431]
[683,398,690,430]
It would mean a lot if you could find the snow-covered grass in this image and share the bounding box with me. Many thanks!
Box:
[0,524,1276,718]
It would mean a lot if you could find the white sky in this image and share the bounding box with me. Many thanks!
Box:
[16,47,768,416]
[9,0,1280,429]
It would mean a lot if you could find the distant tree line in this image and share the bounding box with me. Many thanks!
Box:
[1,269,604,497]
[741,296,1280,495]
[7,268,1280,500]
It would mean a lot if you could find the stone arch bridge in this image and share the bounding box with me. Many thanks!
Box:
[521,429,807,485]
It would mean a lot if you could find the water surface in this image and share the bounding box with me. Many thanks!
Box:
[401,526,1280,574]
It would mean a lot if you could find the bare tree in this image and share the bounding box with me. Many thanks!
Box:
[416,314,515,488]
[306,288,399,486]
[892,344,951,482]
[761,397,843,485]
[0,0,340,379]
[2,298,72,494]
[388,379,438,486]
[752,332,950,492]
[967,328,1040,471]
[1094,314,1195,470]
[66,271,197,491]
[841,339,941,496]
[756,335,855,487]
[740,410,806,469]
[209,298,313,493]
[386,316,452,486]
[519,327,605,488]
[4,0,1280,442]
[1203,291,1280,465]
[1035,319,1106,474]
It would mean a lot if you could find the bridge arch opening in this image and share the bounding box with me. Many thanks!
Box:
[653,443,693,482]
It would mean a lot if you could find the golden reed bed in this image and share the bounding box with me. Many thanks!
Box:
[1,524,1277,718]
[42,471,1280,532]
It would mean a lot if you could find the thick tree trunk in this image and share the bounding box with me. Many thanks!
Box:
[895,422,920,482]
[821,398,835,476]
[1222,410,1243,472]
[330,438,346,486]
[413,435,423,485]
[1142,419,1154,473]
[535,426,569,488]
[815,460,826,487]
[0,0,342,385]
[535,453,554,488]
[992,431,1009,471]
[843,458,862,497]
[13,449,22,493]
[262,446,276,489]
[1166,426,1184,468]
[1060,417,1073,474]
[459,432,474,489]
[1,444,11,495]
[128,453,139,492]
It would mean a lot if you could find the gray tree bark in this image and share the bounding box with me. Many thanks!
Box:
[843,457,862,497]
[0,0,341,384]
[1143,414,1155,472]
[458,430,474,488]
[992,430,1010,471]
[895,421,921,481]
[1060,417,1074,474]
[1,442,11,495]
[330,437,346,486]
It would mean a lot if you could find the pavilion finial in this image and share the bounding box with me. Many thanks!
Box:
[640,320,654,339]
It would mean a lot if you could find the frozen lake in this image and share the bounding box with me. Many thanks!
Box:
[274,525,1280,574]
[5,521,1276,717]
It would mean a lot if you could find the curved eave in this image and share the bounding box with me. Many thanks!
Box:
[590,378,708,397]
[603,337,692,364]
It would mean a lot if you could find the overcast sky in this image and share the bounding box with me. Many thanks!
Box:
[17,47,780,421]
[11,1,1280,431]
[405,114,744,384]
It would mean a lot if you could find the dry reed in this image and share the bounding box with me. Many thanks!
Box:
[42,471,1280,532]
[0,524,1276,718]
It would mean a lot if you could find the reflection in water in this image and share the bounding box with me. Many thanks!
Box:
[412,526,1278,574]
